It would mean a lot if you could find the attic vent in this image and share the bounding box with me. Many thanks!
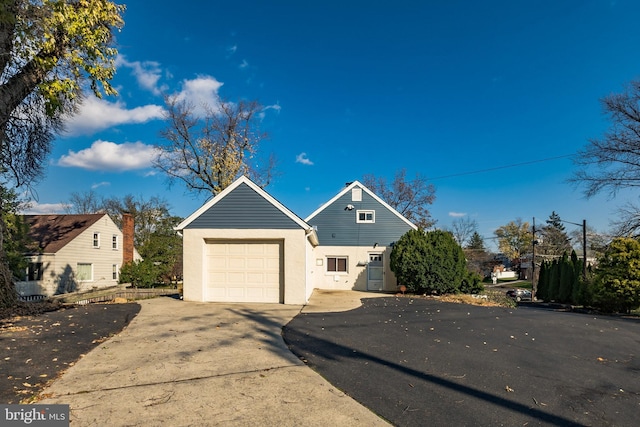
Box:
[352,188,362,202]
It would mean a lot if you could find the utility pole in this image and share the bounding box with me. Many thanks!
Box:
[532,217,537,300]
[582,219,587,281]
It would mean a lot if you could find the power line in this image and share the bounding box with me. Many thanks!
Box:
[427,154,575,181]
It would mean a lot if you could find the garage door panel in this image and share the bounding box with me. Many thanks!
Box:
[228,258,247,269]
[246,272,267,283]
[265,258,280,270]
[205,241,282,303]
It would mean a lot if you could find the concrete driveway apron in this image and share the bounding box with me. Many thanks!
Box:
[39,296,388,426]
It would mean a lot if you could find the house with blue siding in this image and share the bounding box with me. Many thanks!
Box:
[305,181,417,292]
[176,176,416,304]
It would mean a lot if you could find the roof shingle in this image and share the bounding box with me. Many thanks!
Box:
[23,214,105,254]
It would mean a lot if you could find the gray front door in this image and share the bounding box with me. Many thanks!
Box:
[367,253,384,291]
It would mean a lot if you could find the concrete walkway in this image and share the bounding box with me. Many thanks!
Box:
[39,292,389,426]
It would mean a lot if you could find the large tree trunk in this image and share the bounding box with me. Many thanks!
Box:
[0,212,18,309]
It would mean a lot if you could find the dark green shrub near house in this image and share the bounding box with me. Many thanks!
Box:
[390,229,467,294]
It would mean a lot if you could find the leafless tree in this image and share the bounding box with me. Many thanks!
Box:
[101,194,172,249]
[65,190,103,214]
[572,80,640,198]
[610,202,640,238]
[362,169,436,229]
[448,217,478,247]
[154,96,276,197]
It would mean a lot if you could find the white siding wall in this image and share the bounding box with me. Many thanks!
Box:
[310,245,398,292]
[182,228,309,304]
[16,215,124,296]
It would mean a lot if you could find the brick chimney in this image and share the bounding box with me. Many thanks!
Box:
[122,212,134,265]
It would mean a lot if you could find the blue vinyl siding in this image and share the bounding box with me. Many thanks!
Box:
[186,183,302,229]
[307,186,413,246]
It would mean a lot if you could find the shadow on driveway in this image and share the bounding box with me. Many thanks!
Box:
[283,297,640,426]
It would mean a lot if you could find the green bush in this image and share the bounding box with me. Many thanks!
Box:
[119,259,162,288]
[460,271,484,294]
[391,229,467,294]
[591,238,640,313]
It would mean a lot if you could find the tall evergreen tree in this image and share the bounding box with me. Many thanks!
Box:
[558,252,573,303]
[540,212,572,257]
[466,232,485,250]
[537,260,548,301]
[548,259,560,301]
[570,250,584,305]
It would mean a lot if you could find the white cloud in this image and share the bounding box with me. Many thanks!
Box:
[239,59,249,69]
[258,103,281,120]
[57,140,158,171]
[172,76,224,117]
[227,45,238,55]
[64,96,165,136]
[116,55,167,95]
[20,202,68,215]
[449,212,467,218]
[296,152,314,166]
[91,181,110,190]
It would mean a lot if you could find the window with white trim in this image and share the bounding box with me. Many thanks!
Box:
[93,232,100,248]
[25,262,43,281]
[77,263,93,281]
[112,264,118,280]
[356,210,375,223]
[112,234,118,249]
[327,256,348,272]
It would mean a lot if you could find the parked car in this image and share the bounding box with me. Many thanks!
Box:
[506,288,532,302]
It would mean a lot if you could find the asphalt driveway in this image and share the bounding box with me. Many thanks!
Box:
[283,297,640,426]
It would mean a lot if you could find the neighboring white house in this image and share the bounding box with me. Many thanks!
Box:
[176,176,416,305]
[15,213,139,297]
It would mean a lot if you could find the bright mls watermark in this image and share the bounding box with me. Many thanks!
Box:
[1,405,69,426]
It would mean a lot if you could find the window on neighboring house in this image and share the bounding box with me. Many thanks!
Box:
[112,264,118,280]
[112,235,118,250]
[327,256,348,273]
[25,262,43,281]
[93,232,100,248]
[77,263,93,281]
[356,210,375,223]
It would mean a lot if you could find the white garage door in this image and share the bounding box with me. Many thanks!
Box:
[205,240,282,303]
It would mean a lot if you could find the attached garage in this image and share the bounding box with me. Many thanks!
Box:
[205,240,283,303]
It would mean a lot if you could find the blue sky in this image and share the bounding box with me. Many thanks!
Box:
[24,0,640,249]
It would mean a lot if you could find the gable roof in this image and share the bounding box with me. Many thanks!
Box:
[23,214,107,254]
[305,180,418,229]
[175,176,316,234]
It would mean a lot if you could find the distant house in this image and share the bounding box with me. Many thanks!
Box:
[176,176,416,304]
[15,213,139,297]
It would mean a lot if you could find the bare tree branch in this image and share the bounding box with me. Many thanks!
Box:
[154,96,275,196]
[572,80,640,198]
[362,169,436,229]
